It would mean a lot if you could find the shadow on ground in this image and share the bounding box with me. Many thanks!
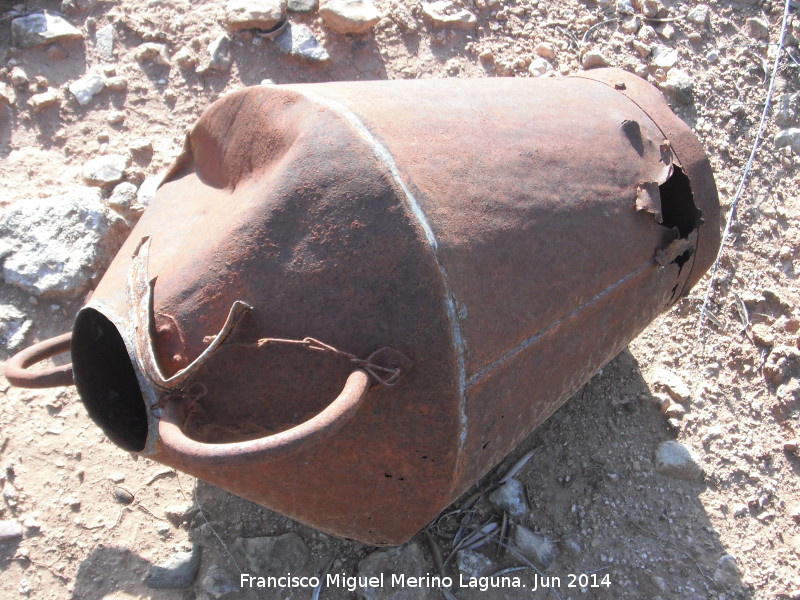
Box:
[71,348,753,600]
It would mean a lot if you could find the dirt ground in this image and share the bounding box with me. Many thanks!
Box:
[1,0,799,599]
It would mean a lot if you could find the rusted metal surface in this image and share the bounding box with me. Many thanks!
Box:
[6,70,720,545]
[5,332,73,388]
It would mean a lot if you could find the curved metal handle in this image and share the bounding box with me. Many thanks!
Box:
[158,369,371,465]
[5,333,74,389]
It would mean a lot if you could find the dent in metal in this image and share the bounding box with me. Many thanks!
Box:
[128,237,253,391]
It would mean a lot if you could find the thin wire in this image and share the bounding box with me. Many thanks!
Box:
[696,0,792,345]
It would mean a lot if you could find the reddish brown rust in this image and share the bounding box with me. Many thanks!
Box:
[6,70,720,545]
[5,333,73,388]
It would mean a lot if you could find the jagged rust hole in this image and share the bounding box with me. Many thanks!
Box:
[659,166,701,238]
[72,309,148,452]
[659,166,701,268]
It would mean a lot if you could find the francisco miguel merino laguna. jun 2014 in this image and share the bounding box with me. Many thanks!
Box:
[240,572,529,592]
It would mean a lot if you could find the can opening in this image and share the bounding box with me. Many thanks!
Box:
[72,308,148,452]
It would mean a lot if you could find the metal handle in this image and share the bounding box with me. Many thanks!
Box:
[158,369,371,465]
[5,333,74,388]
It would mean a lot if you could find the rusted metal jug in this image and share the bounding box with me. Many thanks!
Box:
[6,69,719,545]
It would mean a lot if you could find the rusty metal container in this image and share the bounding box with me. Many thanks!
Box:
[6,69,720,545]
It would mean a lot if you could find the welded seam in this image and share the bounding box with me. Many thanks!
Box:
[467,259,656,389]
[298,91,470,448]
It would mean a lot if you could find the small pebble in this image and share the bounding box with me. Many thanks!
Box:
[29,90,60,112]
[514,525,556,569]
[105,75,128,91]
[488,478,528,516]
[746,17,770,41]
[0,520,23,541]
[713,554,741,588]
[146,545,202,589]
[112,486,134,504]
[581,50,609,69]
[319,0,382,34]
[135,42,170,66]
[457,549,492,577]
[69,73,104,106]
[655,440,703,481]
[687,4,710,27]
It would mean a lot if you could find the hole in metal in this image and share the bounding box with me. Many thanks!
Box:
[659,166,701,239]
[72,309,148,452]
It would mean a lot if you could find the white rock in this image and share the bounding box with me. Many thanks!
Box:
[534,42,556,60]
[146,545,202,589]
[746,17,769,41]
[137,173,166,208]
[528,57,551,77]
[61,0,97,11]
[226,0,287,30]
[173,47,198,70]
[653,368,692,400]
[29,89,60,112]
[655,440,703,480]
[0,305,32,351]
[107,471,126,483]
[775,93,799,128]
[457,550,492,577]
[639,0,663,18]
[581,50,609,69]
[165,502,196,526]
[202,565,237,598]
[0,189,121,298]
[713,555,741,588]
[421,0,477,29]
[235,533,309,575]
[319,0,383,34]
[135,42,171,66]
[616,0,635,15]
[660,68,693,105]
[129,138,153,154]
[0,520,23,540]
[204,35,232,72]
[9,67,29,87]
[488,478,528,516]
[687,4,710,26]
[0,82,15,106]
[83,154,130,187]
[391,3,419,31]
[94,24,115,60]
[357,542,435,600]
[513,525,556,569]
[651,44,678,69]
[274,23,330,61]
[105,75,128,91]
[11,13,83,48]
[108,181,139,213]
[69,73,105,106]
[775,128,800,154]
[620,15,641,34]
[288,0,318,12]
[633,39,651,57]
[107,110,125,125]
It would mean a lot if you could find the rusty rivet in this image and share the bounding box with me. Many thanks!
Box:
[615,81,626,90]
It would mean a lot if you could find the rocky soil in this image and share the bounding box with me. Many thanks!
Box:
[1,0,799,598]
